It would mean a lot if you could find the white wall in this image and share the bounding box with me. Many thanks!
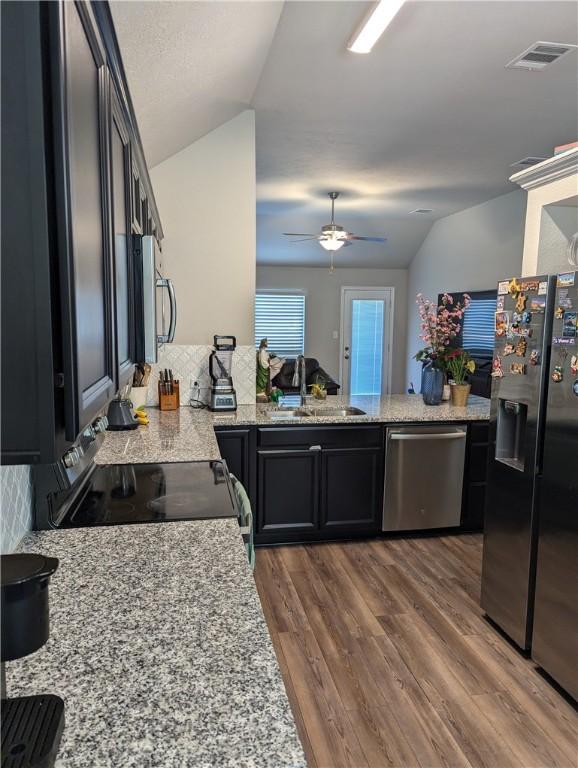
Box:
[256,266,408,394]
[406,190,526,388]
[151,110,256,345]
[538,203,578,275]
[521,173,577,275]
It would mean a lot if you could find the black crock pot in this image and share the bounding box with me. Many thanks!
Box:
[1,554,59,662]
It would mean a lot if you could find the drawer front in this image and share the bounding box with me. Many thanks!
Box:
[257,425,383,449]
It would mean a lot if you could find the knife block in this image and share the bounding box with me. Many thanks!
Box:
[158,381,179,411]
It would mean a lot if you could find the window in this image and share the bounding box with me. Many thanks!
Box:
[255,293,305,358]
[437,289,497,357]
[462,294,497,355]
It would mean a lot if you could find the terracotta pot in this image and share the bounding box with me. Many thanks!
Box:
[450,383,471,407]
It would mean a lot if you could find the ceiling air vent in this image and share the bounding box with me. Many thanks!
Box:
[506,41,577,71]
[409,208,433,214]
[510,156,547,168]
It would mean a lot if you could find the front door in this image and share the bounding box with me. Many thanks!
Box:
[340,287,394,396]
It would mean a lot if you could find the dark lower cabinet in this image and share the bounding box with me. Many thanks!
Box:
[214,427,255,508]
[258,449,319,535]
[254,425,384,544]
[462,421,490,531]
[321,447,383,532]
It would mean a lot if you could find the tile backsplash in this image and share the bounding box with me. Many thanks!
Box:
[139,344,256,406]
[0,465,32,552]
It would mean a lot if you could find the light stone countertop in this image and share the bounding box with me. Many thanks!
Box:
[96,394,490,466]
[9,521,306,768]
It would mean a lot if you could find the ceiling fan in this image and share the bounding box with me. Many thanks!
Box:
[283,191,387,254]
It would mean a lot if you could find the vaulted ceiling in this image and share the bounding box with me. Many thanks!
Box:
[111,1,578,268]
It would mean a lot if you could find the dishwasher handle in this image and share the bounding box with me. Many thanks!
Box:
[389,431,466,442]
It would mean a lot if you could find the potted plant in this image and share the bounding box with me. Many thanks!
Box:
[414,293,470,405]
[445,348,476,406]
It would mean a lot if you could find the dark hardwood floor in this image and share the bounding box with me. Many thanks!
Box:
[254,534,577,768]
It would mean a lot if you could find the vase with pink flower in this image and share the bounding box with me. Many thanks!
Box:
[414,292,471,405]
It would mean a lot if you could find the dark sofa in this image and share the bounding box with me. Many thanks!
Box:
[272,357,340,395]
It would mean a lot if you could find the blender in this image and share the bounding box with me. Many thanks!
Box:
[209,336,237,411]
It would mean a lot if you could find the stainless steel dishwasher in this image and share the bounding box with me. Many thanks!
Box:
[383,425,467,531]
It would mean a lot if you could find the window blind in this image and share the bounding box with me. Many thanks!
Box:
[255,293,305,358]
[461,297,497,354]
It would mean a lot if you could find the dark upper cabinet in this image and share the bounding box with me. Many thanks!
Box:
[110,87,134,386]
[56,0,117,438]
[1,0,162,464]
[320,447,383,532]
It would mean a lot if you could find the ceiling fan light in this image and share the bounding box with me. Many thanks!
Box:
[347,0,406,54]
[320,238,346,252]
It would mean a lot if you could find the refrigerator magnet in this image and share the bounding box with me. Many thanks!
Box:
[530,296,546,312]
[498,280,510,295]
[555,306,565,319]
[515,338,527,357]
[552,365,564,383]
[516,293,527,312]
[557,272,575,288]
[571,356,578,375]
[510,363,526,375]
[573,380,578,396]
[496,296,505,311]
[538,281,548,295]
[503,343,515,356]
[520,279,539,292]
[508,277,522,297]
[563,311,577,338]
[495,311,509,336]
[491,356,504,378]
[529,350,540,366]
[522,311,532,324]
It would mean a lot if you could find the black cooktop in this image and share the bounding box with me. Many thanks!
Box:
[62,460,237,527]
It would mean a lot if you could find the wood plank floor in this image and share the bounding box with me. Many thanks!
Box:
[254,534,578,768]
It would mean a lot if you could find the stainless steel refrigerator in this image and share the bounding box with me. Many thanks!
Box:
[532,270,578,699]
[481,274,555,650]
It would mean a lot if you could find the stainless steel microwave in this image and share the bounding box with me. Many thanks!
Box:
[134,235,176,364]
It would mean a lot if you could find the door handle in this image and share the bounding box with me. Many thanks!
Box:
[309,445,322,451]
[344,344,350,360]
[389,432,466,441]
[156,277,176,343]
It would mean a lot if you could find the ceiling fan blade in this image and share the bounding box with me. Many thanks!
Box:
[282,233,317,237]
[287,237,319,243]
[349,235,387,243]
[342,241,353,247]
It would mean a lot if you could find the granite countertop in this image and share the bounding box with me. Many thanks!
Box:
[97,394,490,466]
[8,522,306,768]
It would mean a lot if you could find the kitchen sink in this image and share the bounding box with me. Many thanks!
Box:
[266,408,311,419]
[309,406,367,417]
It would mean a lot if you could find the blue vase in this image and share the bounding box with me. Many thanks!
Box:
[421,363,444,406]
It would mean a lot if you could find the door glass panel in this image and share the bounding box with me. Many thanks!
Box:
[350,299,384,395]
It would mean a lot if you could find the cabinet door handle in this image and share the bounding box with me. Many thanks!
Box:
[309,444,322,451]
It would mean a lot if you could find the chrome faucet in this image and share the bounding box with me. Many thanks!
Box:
[297,354,307,406]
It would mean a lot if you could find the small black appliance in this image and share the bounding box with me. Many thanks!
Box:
[106,389,138,431]
[1,553,64,768]
[209,336,237,412]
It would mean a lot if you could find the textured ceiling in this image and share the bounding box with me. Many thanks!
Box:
[111,0,578,268]
[110,0,283,166]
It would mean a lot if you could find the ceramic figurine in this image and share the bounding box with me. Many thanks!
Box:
[552,365,564,383]
[529,350,540,366]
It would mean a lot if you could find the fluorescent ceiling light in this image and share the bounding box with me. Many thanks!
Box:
[348,0,406,54]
